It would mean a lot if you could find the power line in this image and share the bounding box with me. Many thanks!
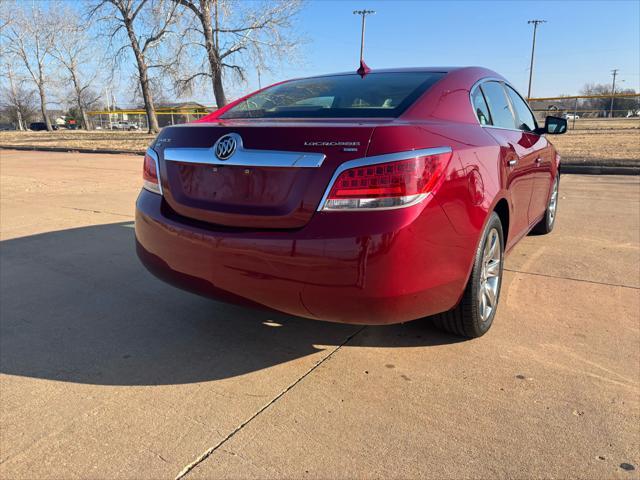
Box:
[527,19,546,99]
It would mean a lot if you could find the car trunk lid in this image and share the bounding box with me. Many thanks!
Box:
[154,121,378,229]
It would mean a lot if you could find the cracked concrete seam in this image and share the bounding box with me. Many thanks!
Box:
[174,325,367,480]
[504,267,640,290]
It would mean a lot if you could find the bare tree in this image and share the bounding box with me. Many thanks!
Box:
[2,3,57,130]
[172,0,304,107]
[90,0,181,133]
[4,64,25,130]
[51,8,102,130]
[1,63,38,130]
[0,2,11,34]
[581,83,639,117]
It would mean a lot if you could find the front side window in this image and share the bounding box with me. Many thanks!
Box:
[471,88,492,125]
[221,72,446,119]
[505,85,538,132]
[480,81,516,129]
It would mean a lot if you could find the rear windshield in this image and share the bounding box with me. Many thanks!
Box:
[221,72,446,119]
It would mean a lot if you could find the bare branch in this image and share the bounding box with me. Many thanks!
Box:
[130,0,149,21]
[88,0,183,133]
[169,0,306,107]
[1,2,59,129]
[172,0,202,20]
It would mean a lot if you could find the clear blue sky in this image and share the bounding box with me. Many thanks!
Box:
[235,0,640,101]
[42,0,639,105]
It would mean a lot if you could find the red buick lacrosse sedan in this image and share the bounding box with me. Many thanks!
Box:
[135,67,566,338]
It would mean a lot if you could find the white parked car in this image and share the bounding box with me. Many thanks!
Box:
[111,121,139,131]
[564,113,580,120]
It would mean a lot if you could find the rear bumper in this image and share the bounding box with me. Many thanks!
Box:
[135,189,471,324]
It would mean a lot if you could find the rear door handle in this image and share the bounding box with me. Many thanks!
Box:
[535,157,542,164]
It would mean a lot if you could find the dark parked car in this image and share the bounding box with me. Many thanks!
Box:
[29,122,58,131]
[135,67,567,338]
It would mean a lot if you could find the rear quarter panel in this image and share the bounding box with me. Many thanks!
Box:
[430,123,507,287]
[367,121,506,301]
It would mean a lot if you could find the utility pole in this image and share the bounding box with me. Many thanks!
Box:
[609,69,619,118]
[526,19,546,100]
[353,9,375,74]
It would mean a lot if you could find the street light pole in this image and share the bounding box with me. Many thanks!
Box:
[526,19,546,100]
[609,69,619,118]
[353,9,375,74]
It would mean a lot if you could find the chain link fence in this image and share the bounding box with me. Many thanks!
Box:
[87,108,212,130]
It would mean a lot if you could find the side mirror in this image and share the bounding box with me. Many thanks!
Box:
[536,116,567,135]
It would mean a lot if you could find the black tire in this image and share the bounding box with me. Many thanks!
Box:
[433,212,504,338]
[531,175,559,235]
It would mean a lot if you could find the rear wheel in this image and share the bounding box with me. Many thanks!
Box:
[531,175,559,235]
[433,212,504,338]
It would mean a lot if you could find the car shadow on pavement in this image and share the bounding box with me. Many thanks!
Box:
[0,222,462,386]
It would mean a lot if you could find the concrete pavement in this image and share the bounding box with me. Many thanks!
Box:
[0,149,638,479]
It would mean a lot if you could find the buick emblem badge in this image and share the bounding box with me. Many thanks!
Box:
[214,134,237,160]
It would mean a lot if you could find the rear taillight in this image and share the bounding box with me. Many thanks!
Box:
[321,148,452,210]
[143,149,162,195]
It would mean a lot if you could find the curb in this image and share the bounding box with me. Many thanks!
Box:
[0,145,144,156]
[2,145,639,175]
[560,164,640,175]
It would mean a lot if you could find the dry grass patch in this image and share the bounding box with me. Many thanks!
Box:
[566,118,640,131]
[552,118,639,164]
[1,120,639,164]
[0,130,154,153]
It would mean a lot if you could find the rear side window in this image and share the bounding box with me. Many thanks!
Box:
[471,88,492,125]
[221,72,446,119]
[480,81,516,129]
[505,85,537,132]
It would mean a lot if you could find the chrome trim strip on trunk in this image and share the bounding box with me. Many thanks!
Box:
[163,133,326,168]
[316,146,453,211]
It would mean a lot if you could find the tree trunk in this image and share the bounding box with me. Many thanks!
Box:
[138,62,160,134]
[76,90,91,130]
[200,2,227,107]
[212,65,226,107]
[70,68,91,130]
[124,18,159,134]
[80,106,91,130]
[16,108,25,131]
[7,69,24,130]
[38,83,52,131]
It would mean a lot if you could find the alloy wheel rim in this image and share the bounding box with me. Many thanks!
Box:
[479,228,501,322]
[548,179,558,224]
